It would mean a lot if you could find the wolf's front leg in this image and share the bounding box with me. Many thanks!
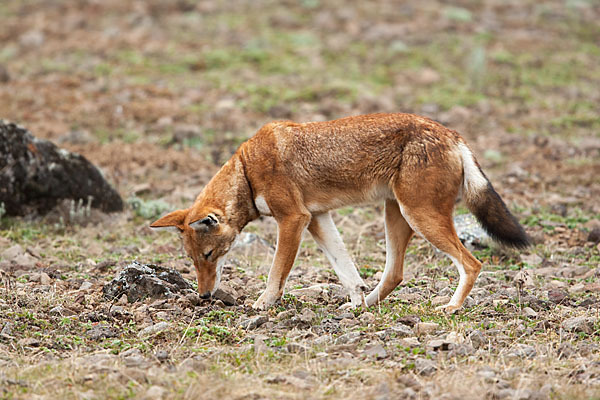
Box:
[253,213,311,310]
[307,212,367,308]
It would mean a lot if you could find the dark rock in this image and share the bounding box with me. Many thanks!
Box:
[397,315,420,327]
[87,324,118,341]
[587,228,600,244]
[0,120,123,216]
[155,350,169,362]
[240,315,268,330]
[0,65,9,83]
[414,358,437,376]
[102,261,193,303]
[469,330,487,349]
[547,288,568,304]
[213,288,236,306]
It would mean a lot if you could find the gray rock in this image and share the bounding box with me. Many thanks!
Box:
[154,350,169,362]
[508,344,537,359]
[0,120,123,216]
[240,315,268,330]
[414,358,437,376]
[139,322,169,337]
[563,316,595,334]
[363,343,388,359]
[103,261,193,303]
[49,305,76,317]
[298,308,317,324]
[286,342,310,354]
[1,322,13,337]
[87,324,118,341]
[335,331,361,345]
[179,357,207,372]
[390,323,414,338]
[469,330,487,349]
[454,213,490,248]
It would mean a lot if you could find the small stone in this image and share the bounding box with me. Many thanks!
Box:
[143,385,166,399]
[18,337,41,347]
[79,281,93,290]
[240,315,268,330]
[563,316,595,334]
[477,366,497,380]
[40,272,51,285]
[155,350,169,362]
[557,342,574,359]
[508,344,536,359]
[427,339,446,351]
[398,337,420,348]
[139,322,169,337]
[87,325,117,341]
[521,307,538,318]
[213,288,236,306]
[548,288,568,304]
[359,311,375,324]
[397,315,420,327]
[587,228,600,244]
[414,358,437,376]
[469,330,486,349]
[1,244,24,261]
[431,295,451,306]
[520,254,543,266]
[390,324,413,338]
[513,270,535,289]
[546,279,568,289]
[569,283,586,294]
[299,308,317,324]
[363,343,388,359]
[1,322,13,337]
[335,331,361,345]
[179,357,206,372]
[286,342,310,354]
[414,322,439,335]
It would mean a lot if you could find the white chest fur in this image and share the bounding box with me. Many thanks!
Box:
[255,195,272,216]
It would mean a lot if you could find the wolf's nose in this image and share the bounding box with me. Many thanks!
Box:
[199,291,212,299]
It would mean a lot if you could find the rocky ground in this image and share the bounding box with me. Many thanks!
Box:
[1,0,599,399]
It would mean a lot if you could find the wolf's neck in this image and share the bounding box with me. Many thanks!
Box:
[202,153,259,232]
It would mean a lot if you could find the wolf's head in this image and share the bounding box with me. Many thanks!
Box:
[150,208,237,298]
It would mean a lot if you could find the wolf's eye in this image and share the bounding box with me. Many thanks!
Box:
[204,249,213,259]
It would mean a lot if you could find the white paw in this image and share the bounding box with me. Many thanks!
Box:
[435,303,461,314]
[252,292,279,310]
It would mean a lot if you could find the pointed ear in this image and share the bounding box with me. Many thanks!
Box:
[189,213,219,231]
[150,209,189,232]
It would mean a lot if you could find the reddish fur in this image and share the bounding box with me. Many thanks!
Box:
[151,113,527,311]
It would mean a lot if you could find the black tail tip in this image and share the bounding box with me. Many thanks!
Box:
[469,183,531,250]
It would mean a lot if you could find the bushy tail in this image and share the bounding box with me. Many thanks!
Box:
[458,142,530,249]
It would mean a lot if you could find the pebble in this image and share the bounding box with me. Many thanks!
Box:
[139,322,169,337]
[363,343,388,359]
[414,358,437,376]
[143,386,166,399]
[414,322,439,335]
[240,315,268,330]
